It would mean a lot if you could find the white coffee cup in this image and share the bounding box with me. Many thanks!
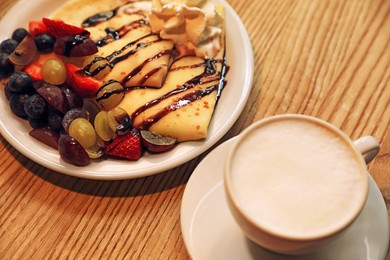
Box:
[224,114,379,255]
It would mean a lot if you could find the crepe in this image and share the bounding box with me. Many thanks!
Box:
[50,0,226,142]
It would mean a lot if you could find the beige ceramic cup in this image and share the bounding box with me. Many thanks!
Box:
[224,114,379,255]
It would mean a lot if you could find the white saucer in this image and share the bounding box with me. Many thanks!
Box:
[181,138,390,260]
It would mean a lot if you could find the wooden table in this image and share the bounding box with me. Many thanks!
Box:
[0,0,389,259]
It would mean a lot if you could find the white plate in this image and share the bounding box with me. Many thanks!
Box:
[181,138,390,260]
[0,0,253,180]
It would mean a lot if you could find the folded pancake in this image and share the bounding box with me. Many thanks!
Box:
[50,0,227,142]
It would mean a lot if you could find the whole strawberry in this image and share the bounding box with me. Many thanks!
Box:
[105,129,142,160]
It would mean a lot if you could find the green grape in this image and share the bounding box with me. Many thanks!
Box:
[106,107,132,135]
[83,56,112,80]
[96,80,125,111]
[42,58,67,85]
[94,111,116,141]
[68,117,97,149]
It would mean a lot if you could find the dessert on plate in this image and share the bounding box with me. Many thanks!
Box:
[0,0,227,166]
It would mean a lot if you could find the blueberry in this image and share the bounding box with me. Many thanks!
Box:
[0,38,18,54]
[12,28,29,43]
[28,117,47,129]
[24,94,48,119]
[47,111,64,132]
[4,82,14,100]
[34,34,56,53]
[9,93,29,118]
[8,71,33,93]
[0,53,14,78]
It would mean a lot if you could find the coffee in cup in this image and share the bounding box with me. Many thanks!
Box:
[224,114,379,255]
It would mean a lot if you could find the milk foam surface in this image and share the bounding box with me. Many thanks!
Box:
[229,118,367,238]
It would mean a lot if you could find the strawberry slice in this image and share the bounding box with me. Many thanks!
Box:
[105,129,142,160]
[66,63,101,98]
[42,18,90,39]
[28,20,49,37]
[23,62,43,81]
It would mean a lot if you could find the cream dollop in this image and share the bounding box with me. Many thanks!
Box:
[149,0,224,58]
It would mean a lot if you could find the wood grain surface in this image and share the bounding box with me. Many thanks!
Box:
[0,0,389,259]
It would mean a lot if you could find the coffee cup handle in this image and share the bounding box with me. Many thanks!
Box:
[353,136,380,164]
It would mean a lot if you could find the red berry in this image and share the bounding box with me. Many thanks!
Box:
[28,20,49,37]
[42,18,90,39]
[66,63,101,98]
[23,62,43,81]
[105,129,142,160]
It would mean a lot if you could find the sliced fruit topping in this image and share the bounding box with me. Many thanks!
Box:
[66,63,101,98]
[105,129,142,160]
[54,35,98,57]
[94,111,116,142]
[68,117,97,149]
[29,127,59,149]
[42,18,89,39]
[96,80,125,111]
[106,107,132,135]
[42,58,67,85]
[8,35,37,67]
[140,130,177,154]
[23,62,43,81]
[58,134,90,166]
[28,20,48,38]
[37,83,70,114]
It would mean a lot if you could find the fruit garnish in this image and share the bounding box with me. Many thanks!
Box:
[42,58,67,85]
[23,62,43,81]
[8,35,37,67]
[37,83,70,114]
[106,107,132,135]
[68,118,97,149]
[105,129,142,160]
[28,20,48,38]
[66,63,101,98]
[94,111,116,141]
[140,130,177,154]
[58,134,90,166]
[42,18,89,39]
[96,80,125,111]
[29,127,59,149]
[54,35,98,57]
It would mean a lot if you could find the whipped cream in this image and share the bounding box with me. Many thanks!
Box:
[149,0,224,58]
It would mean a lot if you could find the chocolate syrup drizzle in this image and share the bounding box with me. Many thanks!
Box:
[81,0,228,130]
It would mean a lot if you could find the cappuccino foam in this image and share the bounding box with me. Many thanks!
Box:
[229,118,367,239]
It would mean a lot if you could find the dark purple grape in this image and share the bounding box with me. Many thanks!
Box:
[37,83,69,114]
[8,71,33,93]
[0,39,18,54]
[24,94,48,119]
[61,85,83,108]
[54,35,98,57]
[28,116,47,129]
[12,28,29,43]
[62,108,82,133]
[0,53,14,78]
[29,127,59,149]
[58,134,90,166]
[47,111,63,132]
[34,34,56,53]
[32,80,45,91]
[9,93,29,118]
[140,130,177,154]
